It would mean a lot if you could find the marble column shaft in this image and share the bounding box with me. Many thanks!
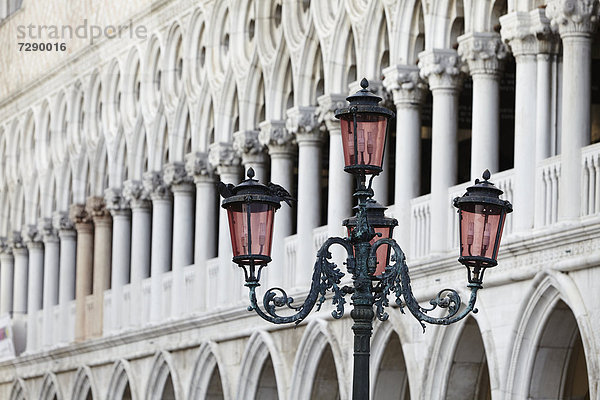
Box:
[0,245,14,315]
[70,204,93,341]
[12,235,29,316]
[25,228,44,352]
[123,181,151,283]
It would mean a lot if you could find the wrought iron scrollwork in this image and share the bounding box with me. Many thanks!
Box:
[246,237,354,325]
[371,238,481,332]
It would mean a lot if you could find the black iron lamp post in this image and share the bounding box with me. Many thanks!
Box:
[219,78,513,400]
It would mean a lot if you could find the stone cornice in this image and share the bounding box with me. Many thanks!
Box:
[258,120,297,156]
[418,49,466,91]
[457,32,508,77]
[382,64,428,107]
[286,106,324,144]
[547,0,600,37]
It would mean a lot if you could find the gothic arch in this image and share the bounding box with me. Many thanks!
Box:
[162,21,185,110]
[168,96,190,162]
[361,1,390,80]
[71,366,97,400]
[289,319,348,400]
[189,341,230,400]
[121,46,142,132]
[107,360,138,400]
[9,378,27,400]
[68,80,85,155]
[141,34,164,121]
[102,58,123,142]
[326,13,357,93]
[506,271,598,399]
[184,7,207,101]
[51,89,69,166]
[39,372,62,400]
[145,351,183,400]
[84,70,103,146]
[236,330,287,400]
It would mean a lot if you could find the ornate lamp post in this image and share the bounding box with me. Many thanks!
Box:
[219,79,513,400]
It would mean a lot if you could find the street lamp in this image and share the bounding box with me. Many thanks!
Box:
[219,78,513,400]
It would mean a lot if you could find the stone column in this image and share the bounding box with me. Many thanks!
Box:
[259,120,297,286]
[318,94,353,232]
[143,171,173,322]
[164,162,195,318]
[54,212,76,343]
[458,32,507,179]
[123,181,151,283]
[501,11,548,231]
[70,204,93,341]
[383,65,428,249]
[86,197,112,338]
[24,226,44,352]
[419,49,464,252]
[11,233,28,317]
[123,180,151,327]
[186,152,217,311]
[287,106,324,287]
[547,0,599,220]
[39,219,59,348]
[233,130,268,182]
[209,142,242,305]
[0,239,14,316]
[105,188,131,332]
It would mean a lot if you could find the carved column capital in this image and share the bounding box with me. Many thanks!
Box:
[164,162,194,192]
[258,120,297,156]
[104,188,131,217]
[23,225,44,249]
[11,231,27,255]
[418,49,466,92]
[123,180,151,209]
[500,10,559,57]
[458,32,508,77]
[383,64,428,107]
[286,106,324,145]
[208,142,241,177]
[0,237,12,255]
[37,218,59,243]
[69,204,93,231]
[317,94,348,132]
[53,211,74,232]
[547,0,600,37]
[185,152,215,183]
[233,130,267,165]
[86,196,112,225]
[143,171,173,201]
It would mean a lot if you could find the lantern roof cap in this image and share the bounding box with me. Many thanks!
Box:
[219,168,294,209]
[454,170,513,212]
[334,78,395,120]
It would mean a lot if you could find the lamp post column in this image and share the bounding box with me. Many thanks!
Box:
[164,162,195,318]
[105,189,131,332]
[0,239,14,316]
[209,142,242,305]
[54,212,76,343]
[123,180,151,326]
[547,0,599,220]
[419,49,464,252]
[143,171,173,322]
[24,227,43,353]
[458,32,506,179]
[287,106,324,288]
[186,152,217,311]
[39,219,59,348]
[259,120,296,286]
[383,65,427,249]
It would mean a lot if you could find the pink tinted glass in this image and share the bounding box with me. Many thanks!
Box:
[340,113,387,173]
[227,203,275,259]
[459,204,505,260]
[346,226,393,276]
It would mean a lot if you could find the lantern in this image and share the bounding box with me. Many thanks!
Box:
[334,78,395,176]
[344,199,398,276]
[454,170,513,283]
[219,168,290,268]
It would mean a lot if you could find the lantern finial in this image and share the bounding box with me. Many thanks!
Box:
[482,169,491,181]
[360,78,369,89]
[247,167,255,180]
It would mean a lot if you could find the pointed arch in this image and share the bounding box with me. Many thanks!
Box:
[141,34,164,121]
[236,330,287,400]
[102,58,123,143]
[189,341,230,400]
[506,271,598,399]
[146,351,183,400]
[361,1,390,79]
[184,7,208,101]
[168,96,190,162]
[163,21,185,110]
[325,14,357,93]
[107,360,138,400]
[370,320,411,400]
[293,32,324,106]
[40,372,62,400]
[289,319,348,400]
[71,366,97,400]
[239,55,265,130]
[9,378,27,400]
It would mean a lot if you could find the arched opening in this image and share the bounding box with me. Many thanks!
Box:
[122,383,132,400]
[255,356,278,400]
[445,318,490,400]
[373,333,410,400]
[310,346,340,400]
[206,367,224,400]
[528,300,589,399]
[161,374,176,400]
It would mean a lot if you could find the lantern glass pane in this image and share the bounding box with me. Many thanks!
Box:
[227,202,275,259]
[346,226,393,276]
[459,203,505,261]
[340,113,388,172]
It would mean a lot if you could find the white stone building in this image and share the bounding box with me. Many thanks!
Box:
[0,0,599,398]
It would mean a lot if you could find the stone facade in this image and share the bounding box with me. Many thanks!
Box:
[0,0,599,399]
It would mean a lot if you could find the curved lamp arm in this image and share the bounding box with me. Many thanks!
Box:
[371,238,481,332]
[246,237,355,325]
